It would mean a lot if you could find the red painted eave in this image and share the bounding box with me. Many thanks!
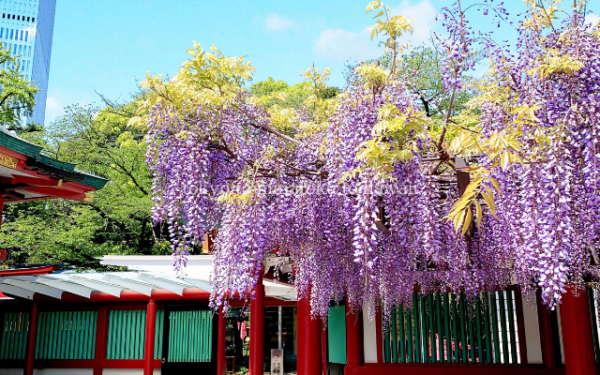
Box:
[0,265,58,276]
[23,288,294,305]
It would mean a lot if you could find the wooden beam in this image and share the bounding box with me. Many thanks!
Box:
[17,186,86,201]
[12,175,63,188]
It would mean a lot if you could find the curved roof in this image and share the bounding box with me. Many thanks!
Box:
[0,256,296,302]
[0,127,108,203]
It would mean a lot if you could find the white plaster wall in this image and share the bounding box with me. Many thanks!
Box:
[0,369,24,375]
[102,370,160,375]
[32,370,92,375]
[521,294,543,364]
[362,304,378,363]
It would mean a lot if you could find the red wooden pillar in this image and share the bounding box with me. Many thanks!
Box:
[0,195,5,261]
[144,299,157,375]
[346,308,363,368]
[0,195,4,230]
[249,272,265,375]
[297,289,322,375]
[297,299,305,375]
[94,307,108,375]
[322,327,328,375]
[24,302,38,375]
[217,307,227,375]
[374,309,383,364]
[560,285,597,375]
[536,292,557,368]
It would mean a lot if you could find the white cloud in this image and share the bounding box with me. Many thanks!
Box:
[586,14,600,26]
[314,1,436,61]
[46,96,60,111]
[45,96,64,124]
[315,29,379,61]
[389,0,437,47]
[265,14,298,31]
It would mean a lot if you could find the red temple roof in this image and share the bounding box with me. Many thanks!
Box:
[0,127,108,203]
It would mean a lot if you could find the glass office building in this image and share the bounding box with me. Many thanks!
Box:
[0,0,56,125]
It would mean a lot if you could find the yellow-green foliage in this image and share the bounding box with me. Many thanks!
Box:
[131,43,256,130]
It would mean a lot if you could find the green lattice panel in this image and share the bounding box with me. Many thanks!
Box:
[106,309,164,359]
[34,311,97,360]
[382,291,521,364]
[167,310,213,362]
[0,312,29,360]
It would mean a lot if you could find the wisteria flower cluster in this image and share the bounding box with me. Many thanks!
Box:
[142,1,600,316]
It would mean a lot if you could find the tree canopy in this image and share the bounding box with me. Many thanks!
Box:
[0,103,172,269]
[0,42,39,129]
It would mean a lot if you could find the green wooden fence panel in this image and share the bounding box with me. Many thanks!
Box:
[406,305,413,363]
[154,309,164,359]
[475,298,483,363]
[5,313,12,359]
[18,313,27,360]
[13,312,20,359]
[34,312,43,359]
[166,310,212,362]
[73,312,80,360]
[80,312,87,360]
[106,309,151,360]
[429,294,436,363]
[33,311,96,360]
[56,311,63,359]
[48,311,55,359]
[382,292,523,365]
[168,310,175,361]
[435,294,443,363]
[11,313,21,359]
[189,311,194,361]
[458,294,467,363]
[449,294,457,362]
[4,313,12,359]
[193,311,198,361]
[327,306,346,364]
[0,313,6,359]
[467,300,476,363]
[443,294,452,364]
[390,307,398,363]
[413,293,422,363]
[383,321,390,363]
[489,292,501,362]
[186,311,191,361]
[398,306,405,363]
[483,294,492,363]
[0,312,29,359]
[420,295,428,363]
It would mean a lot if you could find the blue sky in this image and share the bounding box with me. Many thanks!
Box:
[45,0,600,124]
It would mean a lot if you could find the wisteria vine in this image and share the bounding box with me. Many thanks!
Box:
[143,0,600,317]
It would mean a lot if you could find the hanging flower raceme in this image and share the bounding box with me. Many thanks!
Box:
[142,1,600,318]
[464,8,600,308]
